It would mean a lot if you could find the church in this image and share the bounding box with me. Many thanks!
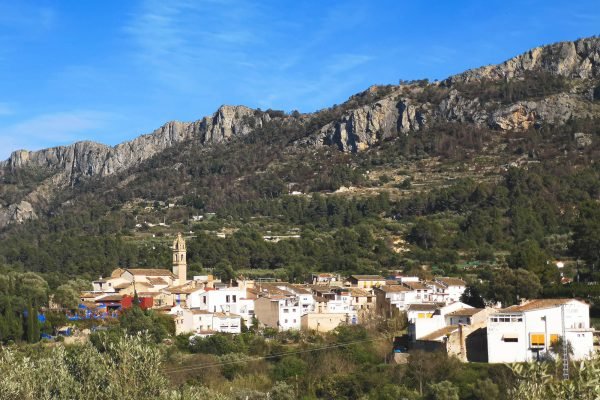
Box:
[89,233,212,308]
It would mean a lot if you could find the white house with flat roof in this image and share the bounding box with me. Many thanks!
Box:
[487,299,594,363]
[169,305,241,336]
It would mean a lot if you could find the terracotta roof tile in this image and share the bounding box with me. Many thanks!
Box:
[349,275,386,281]
[435,277,466,287]
[126,268,175,277]
[500,299,582,313]
[407,303,444,311]
[419,325,458,341]
[447,308,481,317]
[378,285,410,293]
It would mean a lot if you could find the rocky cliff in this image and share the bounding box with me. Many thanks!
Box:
[447,37,600,83]
[298,37,600,152]
[1,105,268,178]
[1,37,599,228]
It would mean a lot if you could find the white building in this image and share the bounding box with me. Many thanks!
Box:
[487,299,594,363]
[252,283,316,331]
[169,305,241,336]
[433,277,467,303]
[408,301,473,341]
[254,296,305,331]
[190,287,246,313]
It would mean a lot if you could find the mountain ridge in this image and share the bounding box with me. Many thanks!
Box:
[1,36,599,228]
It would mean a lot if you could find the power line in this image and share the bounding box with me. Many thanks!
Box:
[162,336,389,375]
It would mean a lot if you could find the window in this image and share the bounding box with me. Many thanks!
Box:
[283,308,289,313]
[226,295,230,303]
[367,297,372,303]
[530,333,545,347]
[284,319,288,323]
[233,295,237,303]
[203,296,207,304]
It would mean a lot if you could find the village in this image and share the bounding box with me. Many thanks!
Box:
[72,233,597,364]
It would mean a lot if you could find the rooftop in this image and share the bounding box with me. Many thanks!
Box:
[419,325,459,341]
[349,275,386,281]
[126,268,175,277]
[377,285,410,293]
[500,299,583,313]
[407,303,444,312]
[168,283,203,294]
[435,277,467,287]
[147,277,168,286]
[347,288,373,297]
[402,281,429,290]
[447,308,482,317]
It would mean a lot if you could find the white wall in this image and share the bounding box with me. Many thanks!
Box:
[487,301,593,363]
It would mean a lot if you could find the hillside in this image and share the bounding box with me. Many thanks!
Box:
[0,37,599,289]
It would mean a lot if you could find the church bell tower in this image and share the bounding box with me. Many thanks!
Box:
[172,232,187,284]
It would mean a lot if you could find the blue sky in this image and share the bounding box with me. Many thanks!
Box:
[0,0,598,159]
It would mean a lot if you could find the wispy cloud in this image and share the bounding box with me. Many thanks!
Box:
[0,110,117,159]
[124,0,260,89]
[0,102,14,117]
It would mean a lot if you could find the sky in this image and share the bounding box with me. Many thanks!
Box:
[0,0,598,159]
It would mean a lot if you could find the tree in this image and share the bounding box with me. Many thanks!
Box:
[407,350,457,396]
[427,380,459,400]
[571,201,600,270]
[53,284,80,309]
[119,306,173,343]
[508,240,558,285]
[460,285,485,308]
[214,260,235,282]
[24,301,40,343]
[485,269,542,307]
[472,378,500,400]
[407,219,443,249]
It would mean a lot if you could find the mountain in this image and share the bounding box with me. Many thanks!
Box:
[1,37,599,229]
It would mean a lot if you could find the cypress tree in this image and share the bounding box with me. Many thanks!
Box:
[31,304,40,343]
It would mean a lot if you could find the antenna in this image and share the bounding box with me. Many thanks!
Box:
[561,304,569,380]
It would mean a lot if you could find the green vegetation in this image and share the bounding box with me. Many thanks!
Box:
[4,324,600,400]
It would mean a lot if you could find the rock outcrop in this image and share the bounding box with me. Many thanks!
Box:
[0,201,37,227]
[1,37,600,228]
[297,97,427,152]
[0,105,269,228]
[447,37,600,84]
[299,37,600,152]
[1,105,268,179]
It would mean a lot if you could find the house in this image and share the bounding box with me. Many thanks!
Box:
[410,304,493,362]
[402,281,434,302]
[374,283,436,316]
[345,275,386,289]
[334,287,375,318]
[190,287,246,313]
[310,273,340,285]
[433,277,467,303]
[408,302,473,342]
[301,312,351,332]
[487,299,594,363]
[374,285,411,316]
[170,306,241,336]
[168,282,206,308]
[254,296,304,331]
[406,303,445,323]
[253,283,316,331]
